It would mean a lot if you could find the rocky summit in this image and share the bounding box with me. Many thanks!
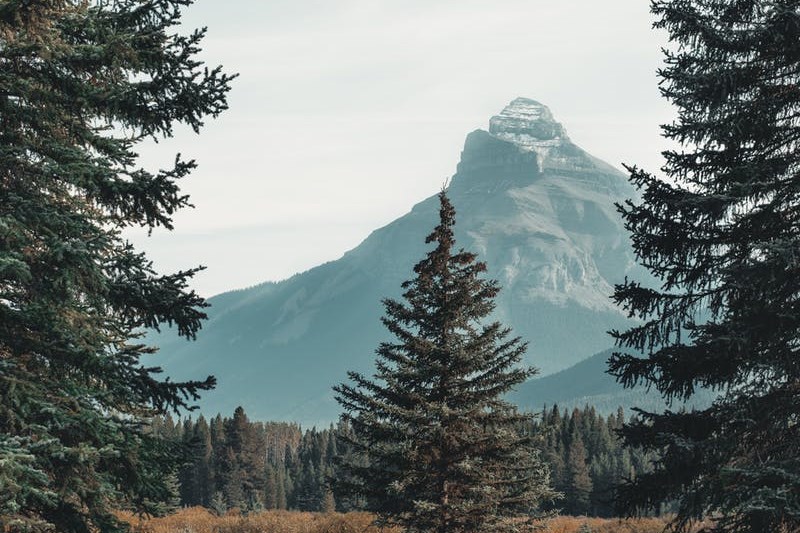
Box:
[154,98,649,425]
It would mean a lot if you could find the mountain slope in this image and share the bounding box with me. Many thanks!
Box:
[510,348,718,416]
[155,98,649,425]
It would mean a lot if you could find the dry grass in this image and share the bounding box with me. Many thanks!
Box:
[120,507,711,533]
[543,516,673,532]
[119,507,397,533]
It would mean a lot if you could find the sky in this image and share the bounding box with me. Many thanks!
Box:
[129,0,674,297]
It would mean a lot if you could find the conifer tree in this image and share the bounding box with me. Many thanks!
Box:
[610,1,800,531]
[564,437,592,516]
[210,492,227,516]
[322,489,337,514]
[334,192,556,533]
[276,467,288,510]
[0,1,232,531]
[264,465,278,509]
[195,416,214,507]
[225,406,266,510]
[178,418,200,506]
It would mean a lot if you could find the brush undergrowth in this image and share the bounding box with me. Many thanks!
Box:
[119,507,710,533]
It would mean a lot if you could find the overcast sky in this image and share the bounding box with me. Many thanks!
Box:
[129,0,674,297]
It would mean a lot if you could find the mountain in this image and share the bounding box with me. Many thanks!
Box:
[510,348,718,416]
[155,97,650,425]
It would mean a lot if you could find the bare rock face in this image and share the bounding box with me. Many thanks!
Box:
[449,98,638,315]
[155,98,647,425]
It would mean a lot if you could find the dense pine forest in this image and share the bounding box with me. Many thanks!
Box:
[152,405,652,518]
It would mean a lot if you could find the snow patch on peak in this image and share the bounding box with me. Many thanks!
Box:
[489,98,570,171]
[495,97,551,121]
[490,98,567,139]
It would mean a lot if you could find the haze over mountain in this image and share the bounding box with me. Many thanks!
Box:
[510,348,717,416]
[156,98,649,425]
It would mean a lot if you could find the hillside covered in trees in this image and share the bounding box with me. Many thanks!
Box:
[154,405,652,518]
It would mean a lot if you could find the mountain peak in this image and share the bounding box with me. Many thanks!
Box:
[489,97,568,148]
[454,98,576,180]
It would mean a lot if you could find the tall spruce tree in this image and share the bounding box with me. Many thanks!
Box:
[610,1,800,532]
[564,436,592,516]
[334,192,556,533]
[0,1,232,531]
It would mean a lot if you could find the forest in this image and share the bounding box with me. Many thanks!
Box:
[153,405,653,518]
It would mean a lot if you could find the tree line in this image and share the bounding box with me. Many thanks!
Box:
[151,407,340,514]
[151,404,652,517]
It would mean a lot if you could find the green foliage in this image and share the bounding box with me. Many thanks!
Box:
[0,1,233,531]
[164,410,345,513]
[535,406,653,517]
[610,1,800,532]
[210,492,227,517]
[334,192,557,533]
